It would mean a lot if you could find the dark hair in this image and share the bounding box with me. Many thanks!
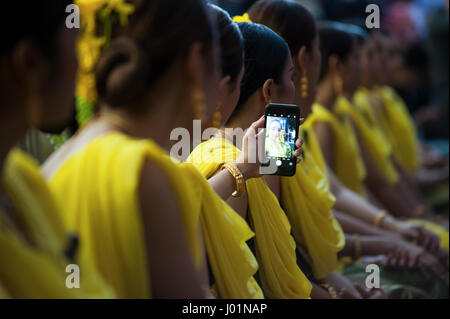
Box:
[318,22,356,79]
[248,0,316,56]
[95,0,217,110]
[209,4,244,89]
[1,0,72,57]
[234,22,289,114]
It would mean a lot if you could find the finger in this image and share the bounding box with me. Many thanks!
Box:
[295,137,304,148]
[250,115,266,131]
[299,117,305,125]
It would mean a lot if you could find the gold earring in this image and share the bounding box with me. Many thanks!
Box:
[192,89,206,122]
[301,72,308,98]
[333,75,343,96]
[212,103,222,128]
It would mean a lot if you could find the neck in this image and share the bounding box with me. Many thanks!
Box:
[226,95,264,143]
[296,92,315,118]
[101,93,183,153]
[315,78,337,111]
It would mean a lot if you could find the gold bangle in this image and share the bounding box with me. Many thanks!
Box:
[222,163,245,197]
[413,205,425,218]
[373,210,387,228]
[321,284,338,299]
[353,234,361,260]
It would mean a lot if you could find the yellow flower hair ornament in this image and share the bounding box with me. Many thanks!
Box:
[74,0,135,127]
[233,13,252,23]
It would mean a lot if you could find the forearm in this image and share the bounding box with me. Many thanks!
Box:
[334,211,400,239]
[329,168,401,234]
[208,169,239,201]
[323,270,359,297]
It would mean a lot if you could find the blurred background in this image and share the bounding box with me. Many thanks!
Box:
[209,0,449,150]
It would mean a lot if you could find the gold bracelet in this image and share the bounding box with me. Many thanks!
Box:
[353,234,361,260]
[413,205,425,218]
[320,284,338,299]
[222,163,245,197]
[373,210,387,228]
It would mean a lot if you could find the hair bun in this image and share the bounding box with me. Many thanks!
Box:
[95,37,150,108]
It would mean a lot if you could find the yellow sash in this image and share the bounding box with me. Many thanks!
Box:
[49,132,262,299]
[308,103,366,196]
[188,138,312,299]
[340,92,399,184]
[280,118,346,280]
[375,86,419,172]
[0,150,114,298]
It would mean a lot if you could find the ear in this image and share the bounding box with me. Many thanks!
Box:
[296,46,308,75]
[219,75,231,94]
[261,78,274,104]
[11,40,46,96]
[328,55,340,75]
[185,41,205,93]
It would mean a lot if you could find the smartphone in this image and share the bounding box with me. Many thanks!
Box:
[261,103,300,176]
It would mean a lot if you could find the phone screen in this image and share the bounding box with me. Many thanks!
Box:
[262,103,300,176]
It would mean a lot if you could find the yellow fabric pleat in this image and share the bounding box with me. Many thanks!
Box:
[49,132,262,299]
[308,103,366,196]
[280,118,346,280]
[0,150,114,298]
[179,163,264,299]
[188,138,312,299]
[338,92,399,184]
[374,86,419,173]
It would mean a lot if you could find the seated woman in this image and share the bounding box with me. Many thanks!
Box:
[188,21,312,299]
[42,0,263,299]
[0,0,113,298]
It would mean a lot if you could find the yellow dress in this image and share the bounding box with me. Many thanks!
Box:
[307,103,366,196]
[280,117,346,280]
[49,132,262,299]
[188,138,312,299]
[0,149,114,298]
[339,92,399,185]
[374,86,419,173]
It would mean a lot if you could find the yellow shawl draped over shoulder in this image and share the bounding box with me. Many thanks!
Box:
[280,118,346,280]
[188,138,312,299]
[307,103,366,196]
[340,92,399,184]
[375,86,419,173]
[49,132,261,299]
[1,150,114,298]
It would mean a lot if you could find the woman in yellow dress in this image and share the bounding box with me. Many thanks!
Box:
[249,0,447,298]
[189,20,313,299]
[42,0,263,299]
[0,1,114,298]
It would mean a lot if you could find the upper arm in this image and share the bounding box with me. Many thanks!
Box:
[313,122,335,169]
[350,120,386,186]
[138,161,207,298]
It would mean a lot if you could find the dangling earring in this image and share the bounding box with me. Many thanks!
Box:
[192,89,206,122]
[333,74,343,96]
[212,103,222,128]
[301,71,308,98]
